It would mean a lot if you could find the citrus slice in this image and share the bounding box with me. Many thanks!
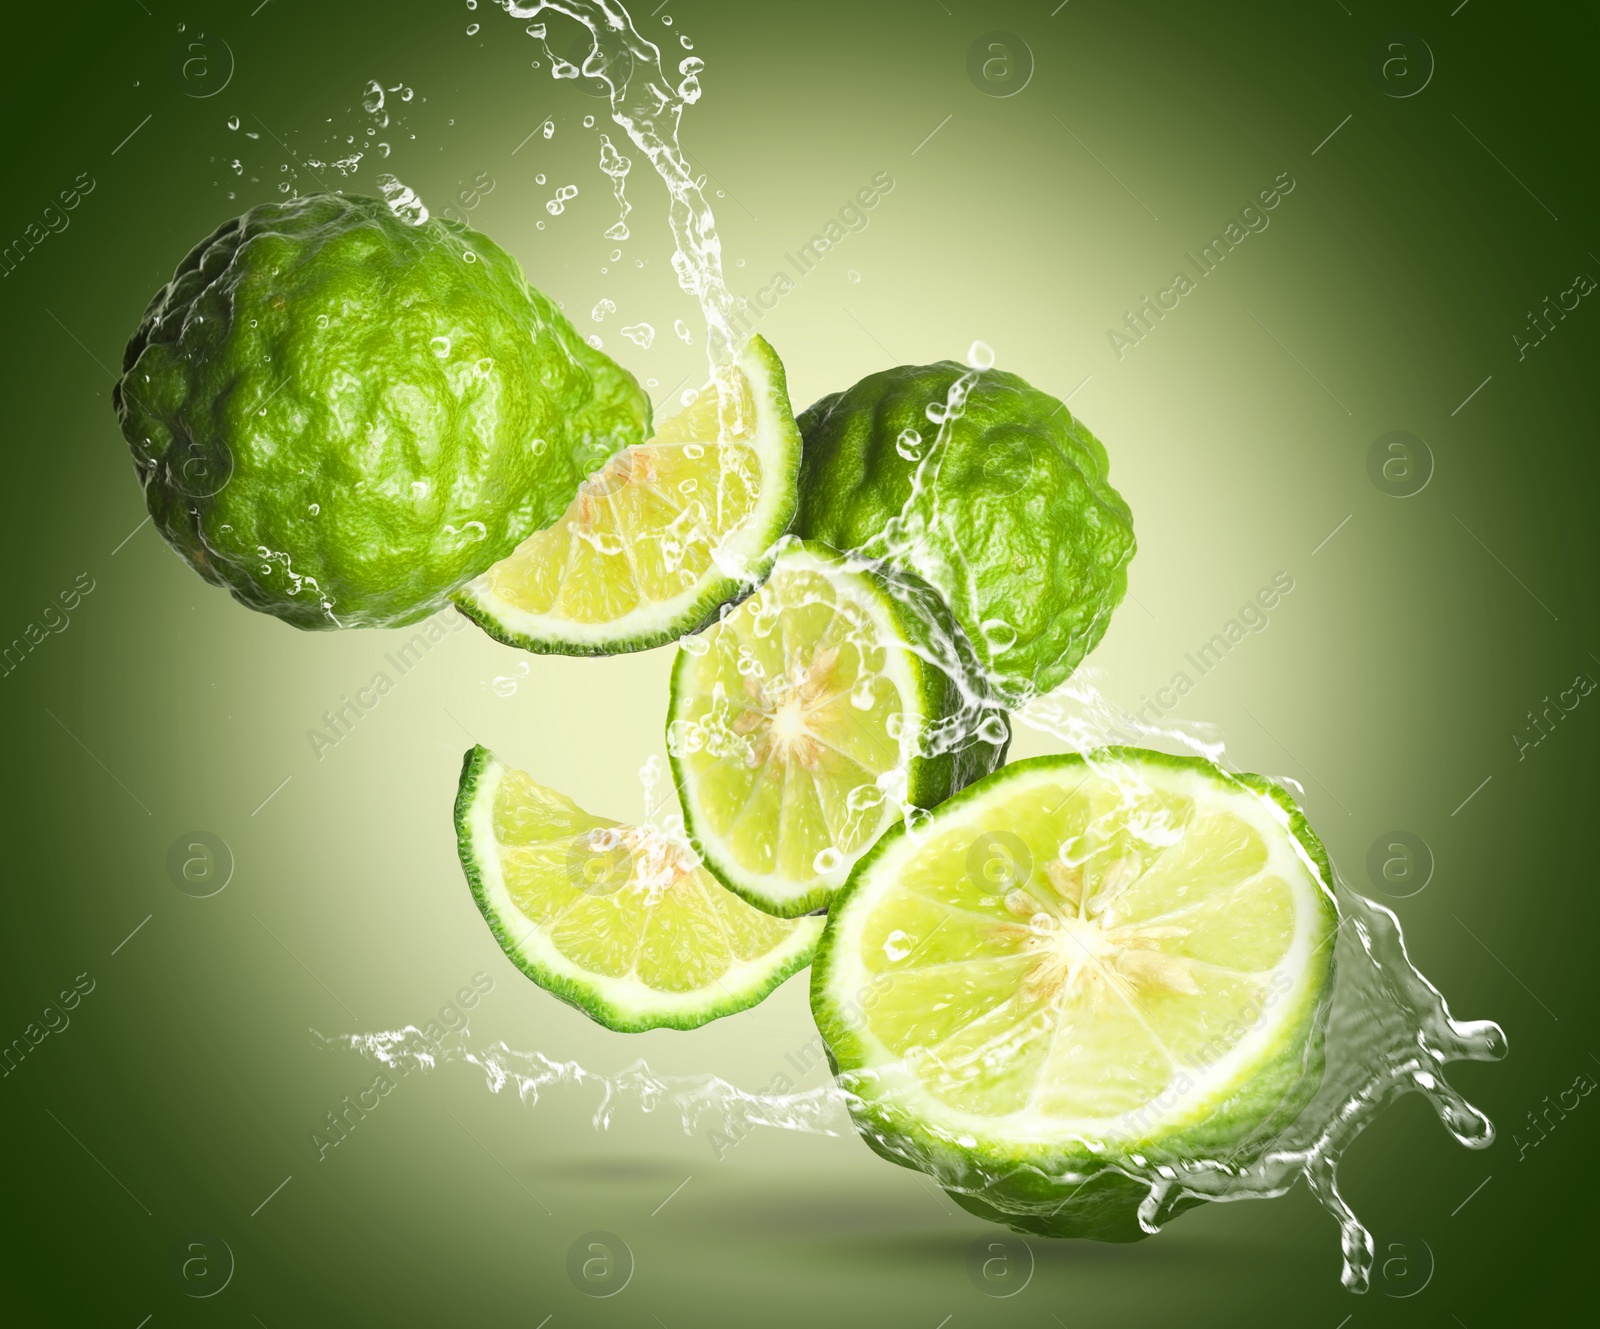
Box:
[811,748,1339,1241]
[454,334,800,654]
[455,746,822,1032]
[667,540,1009,919]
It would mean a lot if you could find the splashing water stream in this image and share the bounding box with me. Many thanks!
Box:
[325,0,1505,1293]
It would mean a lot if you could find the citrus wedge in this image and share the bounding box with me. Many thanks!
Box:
[454,334,800,654]
[811,748,1339,1240]
[455,746,822,1032]
[667,540,1009,919]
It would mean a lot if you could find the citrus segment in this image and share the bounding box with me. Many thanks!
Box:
[455,335,800,654]
[455,746,820,1032]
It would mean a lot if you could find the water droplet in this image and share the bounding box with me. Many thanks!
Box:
[362,80,385,115]
[680,387,699,407]
[307,502,320,516]
[525,21,546,37]
[674,319,692,344]
[680,35,694,50]
[535,173,546,185]
[316,314,330,329]
[881,929,912,962]
[587,334,603,349]
[621,322,655,349]
[531,438,548,456]
[678,632,711,656]
[466,23,480,36]
[227,115,240,131]
[430,336,451,357]
[591,299,616,323]
[847,268,862,283]
[981,619,1018,653]
[977,713,1010,746]
[377,173,429,225]
[967,340,996,370]
[895,427,922,460]
[815,847,845,876]
[610,248,623,262]
[583,114,595,128]
[463,250,478,263]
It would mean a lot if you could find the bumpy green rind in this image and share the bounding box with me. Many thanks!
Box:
[454,745,821,1033]
[452,335,802,656]
[115,193,649,629]
[794,362,1135,705]
[810,748,1339,1242]
[668,539,1009,919]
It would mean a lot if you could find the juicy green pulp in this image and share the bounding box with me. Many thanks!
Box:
[811,749,1338,1242]
[115,193,649,629]
[794,362,1135,704]
[668,541,1009,918]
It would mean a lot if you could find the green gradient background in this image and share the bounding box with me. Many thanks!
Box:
[1,1,1594,1324]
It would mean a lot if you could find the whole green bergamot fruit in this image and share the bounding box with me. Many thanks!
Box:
[794,362,1134,704]
[114,192,650,629]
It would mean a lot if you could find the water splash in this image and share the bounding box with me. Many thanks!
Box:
[325,1026,850,1138]
[316,1,1514,1294]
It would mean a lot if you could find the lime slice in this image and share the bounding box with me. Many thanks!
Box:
[456,746,822,1031]
[667,540,1008,919]
[811,748,1339,1240]
[454,334,800,654]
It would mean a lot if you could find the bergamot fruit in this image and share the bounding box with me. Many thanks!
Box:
[114,192,649,629]
[456,745,822,1032]
[667,540,1009,918]
[811,748,1338,1241]
[794,362,1135,704]
[454,334,800,654]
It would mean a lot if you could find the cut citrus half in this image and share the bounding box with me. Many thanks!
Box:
[667,540,1009,919]
[454,334,800,654]
[811,748,1339,1241]
[455,746,822,1032]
